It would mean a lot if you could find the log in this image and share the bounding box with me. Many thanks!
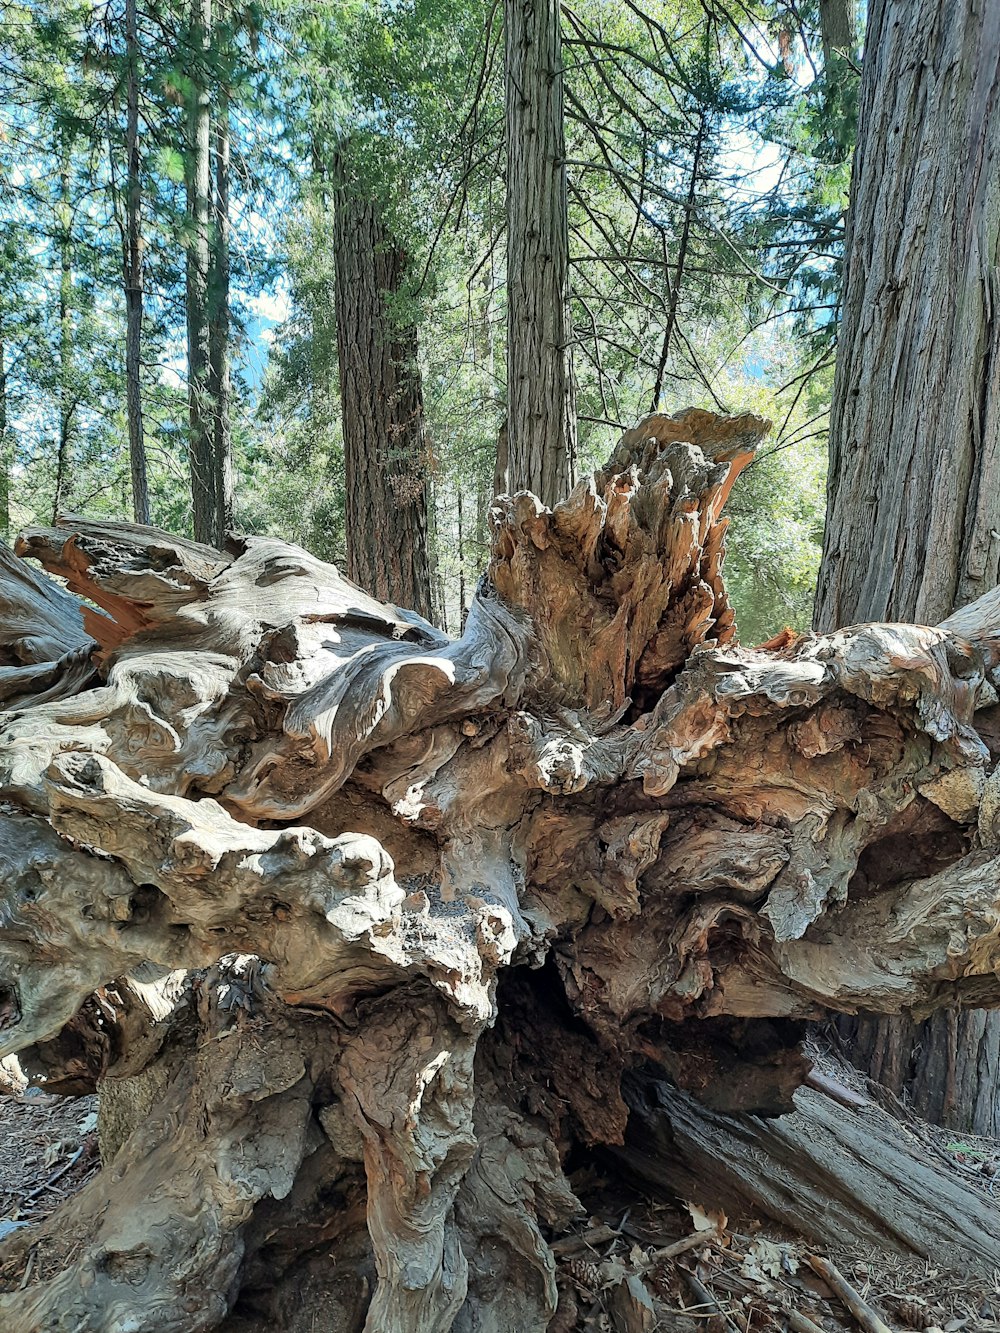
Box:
[615,1077,1000,1273]
[0,408,1000,1329]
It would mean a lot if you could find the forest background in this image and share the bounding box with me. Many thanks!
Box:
[0,0,854,646]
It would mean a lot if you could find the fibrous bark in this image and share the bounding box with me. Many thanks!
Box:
[816,0,1000,627]
[3,408,1000,1329]
[333,167,433,620]
[186,0,219,548]
[816,0,1000,1132]
[504,0,576,504]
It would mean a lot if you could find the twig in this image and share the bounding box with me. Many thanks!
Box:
[804,1255,894,1333]
[22,1147,85,1203]
[804,1069,871,1110]
[680,1269,741,1333]
[787,1311,829,1333]
[551,1223,619,1256]
[642,1229,716,1268]
[18,1244,36,1291]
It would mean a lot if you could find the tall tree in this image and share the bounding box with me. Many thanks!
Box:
[208,5,233,542]
[53,128,75,523]
[121,0,150,524]
[503,0,576,504]
[814,0,1000,1133]
[186,0,217,546]
[333,168,433,620]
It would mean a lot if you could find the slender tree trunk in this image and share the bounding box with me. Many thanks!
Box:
[333,169,433,620]
[186,0,216,547]
[124,0,150,525]
[0,326,9,540]
[650,113,705,414]
[815,0,1000,1134]
[504,0,576,505]
[209,75,233,541]
[53,133,73,524]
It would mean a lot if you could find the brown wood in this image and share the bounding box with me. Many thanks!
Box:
[615,1079,1000,1274]
[122,0,150,525]
[504,0,576,504]
[803,1256,893,1333]
[2,410,1000,1327]
[185,0,223,548]
[815,0,1000,1135]
[816,0,1000,627]
[333,160,433,620]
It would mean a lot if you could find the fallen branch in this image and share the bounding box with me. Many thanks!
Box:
[804,1255,894,1333]
[642,1229,717,1268]
[680,1268,741,1333]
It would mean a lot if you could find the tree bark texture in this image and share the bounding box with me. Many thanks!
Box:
[504,0,576,505]
[209,72,234,541]
[816,0,1000,1133]
[5,410,1000,1328]
[333,174,433,620]
[0,329,9,539]
[186,0,218,548]
[815,0,1000,629]
[53,131,73,523]
[817,0,858,64]
[124,0,150,526]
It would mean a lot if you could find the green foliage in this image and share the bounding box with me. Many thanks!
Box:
[0,0,861,642]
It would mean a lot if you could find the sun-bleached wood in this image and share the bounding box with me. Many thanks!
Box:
[3,408,1000,1328]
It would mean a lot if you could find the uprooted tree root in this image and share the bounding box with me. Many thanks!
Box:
[3,408,1000,1329]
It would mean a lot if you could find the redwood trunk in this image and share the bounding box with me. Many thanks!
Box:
[53,132,73,522]
[503,0,576,504]
[186,0,217,547]
[208,74,234,541]
[815,0,1000,1132]
[123,0,150,526]
[333,173,432,620]
[0,327,9,539]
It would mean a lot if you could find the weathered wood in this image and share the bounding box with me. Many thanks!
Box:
[1,408,1000,1329]
[803,1256,893,1333]
[616,1079,1000,1274]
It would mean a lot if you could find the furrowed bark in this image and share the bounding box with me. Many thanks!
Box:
[504,0,576,504]
[4,409,1000,1328]
[816,0,1000,1132]
[333,161,433,620]
[123,0,150,526]
[187,0,217,547]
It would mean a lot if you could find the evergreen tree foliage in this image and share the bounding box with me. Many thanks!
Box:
[0,0,859,636]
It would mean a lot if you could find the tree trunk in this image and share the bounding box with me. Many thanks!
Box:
[209,72,233,541]
[815,0,1000,1133]
[650,113,705,415]
[816,0,1000,628]
[186,0,217,547]
[504,0,576,505]
[333,167,432,620]
[817,0,858,64]
[0,327,9,540]
[124,0,150,526]
[3,408,1000,1328]
[53,132,73,524]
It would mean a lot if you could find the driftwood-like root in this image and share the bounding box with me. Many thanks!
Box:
[2,408,1000,1328]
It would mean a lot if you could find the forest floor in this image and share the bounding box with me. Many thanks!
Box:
[0,1088,100,1247]
[0,1065,997,1331]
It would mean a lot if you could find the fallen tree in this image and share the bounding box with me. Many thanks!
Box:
[1,408,1000,1330]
